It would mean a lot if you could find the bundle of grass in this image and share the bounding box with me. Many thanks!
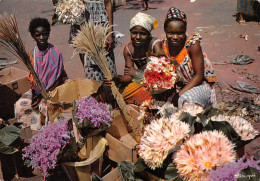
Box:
[0,13,47,99]
[72,22,141,140]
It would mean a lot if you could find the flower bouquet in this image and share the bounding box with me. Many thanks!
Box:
[55,0,85,25]
[72,96,113,139]
[138,116,190,169]
[174,130,236,181]
[208,156,260,181]
[22,119,77,177]
[141,56,177,94]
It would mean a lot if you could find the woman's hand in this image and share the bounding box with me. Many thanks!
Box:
[103,75,112,87]
[106,34,115,51]
[112,76,122,84]
[124,66,136,77]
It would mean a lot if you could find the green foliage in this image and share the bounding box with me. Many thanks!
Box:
[237,167,260,181]
[0,125,22,154]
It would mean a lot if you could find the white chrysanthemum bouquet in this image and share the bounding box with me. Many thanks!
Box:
[55,0,85,25]
[138,116,190,169]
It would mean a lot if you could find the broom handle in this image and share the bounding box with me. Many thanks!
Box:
[111,81,141,141]
[26,59,48,100]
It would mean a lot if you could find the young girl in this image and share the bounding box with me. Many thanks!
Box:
[15,18,67,130]
[113,12,160,105]
[155,7,217,109]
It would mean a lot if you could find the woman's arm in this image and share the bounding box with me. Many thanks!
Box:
[150,38,162,54]
[113,45,135,84]
[104,0,114,48]
[178,41,204,95]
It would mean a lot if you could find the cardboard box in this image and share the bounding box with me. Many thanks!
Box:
[47,78,102,123]
[0,67,30,120]
[106,109,129,139]
[106,133,138,163]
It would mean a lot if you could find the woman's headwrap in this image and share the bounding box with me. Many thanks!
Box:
[130,12,159,32]
[165,7,187,23]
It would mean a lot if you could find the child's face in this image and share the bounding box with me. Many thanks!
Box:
[130,26,150,47]
[165,20,186,47]
[32,26,50,48]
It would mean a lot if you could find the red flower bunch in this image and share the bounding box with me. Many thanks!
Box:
[142,56,177,93]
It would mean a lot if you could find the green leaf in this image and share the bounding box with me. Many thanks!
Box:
[197,102,220,127]
[57,136,81,163]
[92,172,104,181]
[24,158,31,166]
[0,125,22,146]
[164,163,183,181]
[203,120,259,149]
[118,161,135,181]
[134,158,148,173]
[0,141,18,154]
[168,139,184,155]
[237,166,260,181]
[178,112,196,135]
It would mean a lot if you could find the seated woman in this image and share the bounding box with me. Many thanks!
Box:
[154,7,217,109]
[15,17,67,130]
[113,12,160,105]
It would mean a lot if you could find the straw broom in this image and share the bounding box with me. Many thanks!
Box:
[0,13,48,100]
[72,22,141,141]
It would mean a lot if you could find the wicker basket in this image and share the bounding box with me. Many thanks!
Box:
[62,135,107,181]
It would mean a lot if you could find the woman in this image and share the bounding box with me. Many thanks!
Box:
[141,0,149,11]
[68,0,117,83]
[237,0,260,23]
[15,18,67,130]
[154,7,217,109]
[113,12,160,105]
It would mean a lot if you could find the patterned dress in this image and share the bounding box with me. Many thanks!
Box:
[237,0,258,15]
[15,44,66,131]
[69,0,117,82]
[163,34,217,109]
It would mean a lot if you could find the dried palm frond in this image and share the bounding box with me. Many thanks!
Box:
[72,22,141,141]
[0,13,48,99]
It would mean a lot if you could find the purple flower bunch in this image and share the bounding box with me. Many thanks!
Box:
[76,96,112,127]
[208,156,260,181]
[22,119,73,177]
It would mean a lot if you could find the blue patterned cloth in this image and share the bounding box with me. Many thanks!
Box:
[237,0,255,15]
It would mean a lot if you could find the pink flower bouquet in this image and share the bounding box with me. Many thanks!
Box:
[22,119,74,177]
[142,56,177,94]
[73,96,112,138]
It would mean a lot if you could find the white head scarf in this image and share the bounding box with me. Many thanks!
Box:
[130,12,159,32]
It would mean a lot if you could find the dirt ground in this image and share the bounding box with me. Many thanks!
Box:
[0,0,259,180]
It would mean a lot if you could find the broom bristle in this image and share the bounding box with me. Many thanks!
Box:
[0,13,48,100]
[72,22,141,140]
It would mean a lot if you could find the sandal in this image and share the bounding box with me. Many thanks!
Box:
[238,20,246,24]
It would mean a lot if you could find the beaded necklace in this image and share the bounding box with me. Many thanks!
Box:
[163,39,188,66]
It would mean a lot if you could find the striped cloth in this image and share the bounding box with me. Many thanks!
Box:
[33,44,63,95]
[237,0,255,15]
